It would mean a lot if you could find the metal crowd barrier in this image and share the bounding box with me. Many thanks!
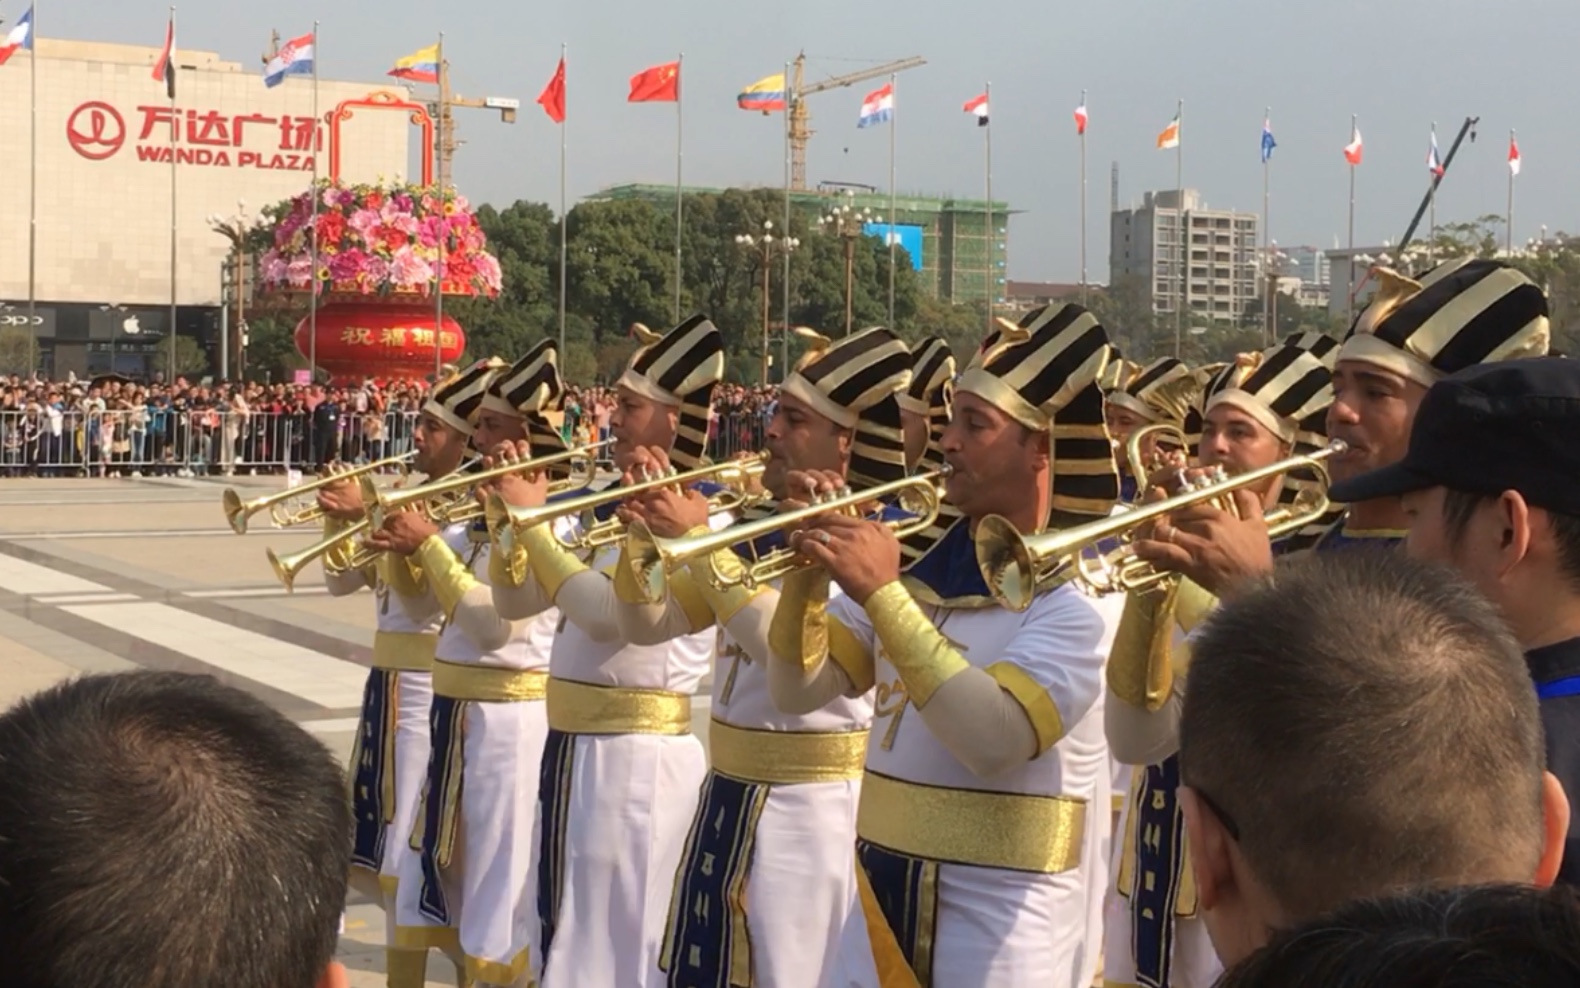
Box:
[0,407,773,477]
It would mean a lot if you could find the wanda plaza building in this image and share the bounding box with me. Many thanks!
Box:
[0,37,410,378]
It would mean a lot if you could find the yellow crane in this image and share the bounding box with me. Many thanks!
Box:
[787,52,927,190]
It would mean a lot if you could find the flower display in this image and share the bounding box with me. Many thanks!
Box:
[258,180,502,298]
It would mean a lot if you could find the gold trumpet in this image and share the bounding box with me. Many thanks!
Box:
[221,453,415,534]
[365,441,609,530]
[487,452,771,559]
[1124,423,1189,498]
[265,518,377,593]
[976,441,1346,611]
[623,466,951,605]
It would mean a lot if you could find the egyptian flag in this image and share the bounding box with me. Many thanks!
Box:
[153,13,175,98]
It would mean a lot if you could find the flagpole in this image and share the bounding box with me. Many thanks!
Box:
[1506,128,1516,255]
[1079,88,1088,307]
[1174,97,1183,358]
[308,20,320,384]
[886,72,897,329]
[558,43,568,357]
[28,0,38,367]
[167,4,178,381]
[1347,113,1357,326]
[984,80,993,335]
[1427,121,1437,267]
[1262,105,1272,347]
[781,58,792,381]
[673,52,684,322]
[434,32,446,380]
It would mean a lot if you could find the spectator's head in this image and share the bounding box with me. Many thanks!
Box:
[1178,550,1568,966]
[0,671,351,988]
[1216,884,1580,988]
[1330,357,1580,651]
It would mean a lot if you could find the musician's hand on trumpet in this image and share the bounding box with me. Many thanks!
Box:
[1130,485,1274,599]
[791,513,901,606]
[620,445,674,487]
[316,470,367,523]
[480,440,550,511]
[364,507,439,558]
[620,484,711,539]
[779,469,846,510]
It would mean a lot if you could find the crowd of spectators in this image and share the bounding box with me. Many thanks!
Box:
[0,374,780,477]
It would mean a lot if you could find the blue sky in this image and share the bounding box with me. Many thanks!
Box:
[21,0,1579,281]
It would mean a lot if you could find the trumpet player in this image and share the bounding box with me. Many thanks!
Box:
[1133,258,1551,594]
[375,347,565,988]
[1103,356,1197,504]
[488,316,724,988]
[315,369,474,988]
[769,305,1125,987]
[1101,332,1339,988]
[602,326,915,988]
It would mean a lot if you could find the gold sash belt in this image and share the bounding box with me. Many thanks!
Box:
[709,719,868,785]
[546,678,693,736]
[431,661,548,703]
[372,631,437,673]
[857,770,1086,874]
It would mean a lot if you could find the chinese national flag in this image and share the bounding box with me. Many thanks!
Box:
[629,61,680,103]
[538,58,566,123]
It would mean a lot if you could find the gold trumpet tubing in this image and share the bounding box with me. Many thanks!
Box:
[1123,423,1189,500]
[977,442,1345,609]
[491,452,772,556]
[371,441,610,524]
[222,452,415,535]
[266,516,374,593]
[624,468,948,603]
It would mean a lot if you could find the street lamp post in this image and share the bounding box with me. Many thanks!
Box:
[818,190,877,336]
[207,200,257,381]
[99,303,128,374]
[1262,242,1289,346]
[735,221,800,387]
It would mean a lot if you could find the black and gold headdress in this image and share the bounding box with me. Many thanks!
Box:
[421,358,506,437]
[618,314,725,470]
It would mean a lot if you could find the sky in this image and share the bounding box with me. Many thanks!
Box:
[20,0,1580,283]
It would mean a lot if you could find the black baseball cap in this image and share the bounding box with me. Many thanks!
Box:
[1328,357,1580,515]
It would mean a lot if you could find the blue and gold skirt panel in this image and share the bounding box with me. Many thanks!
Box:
[536,727,578,960]
[1117,755,1196,988]
[412,695,468,927]
[350,668,400,873]
[660,769,771,988]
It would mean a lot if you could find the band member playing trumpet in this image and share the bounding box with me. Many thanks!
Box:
[314,367,474,988]
[1103,356,1197,503]
[1102,332,1338,988]
[768,305,1125,987]
[600,326,915,988]
[488,316,724,988]
[1133,258,1551,594]
[374,347,567,988]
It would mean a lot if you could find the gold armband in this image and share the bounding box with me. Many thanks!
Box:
[488,540,529,589]
[321,516,358,575]
[986,662,1066,753]
[520,523,587,602]
[688,547,759,624]
[415,535,481,618]
[379,551,428,598]
[865,581,968,707]
[1107,585,1177,712]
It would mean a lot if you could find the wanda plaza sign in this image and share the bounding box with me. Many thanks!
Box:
[65,100,321,172]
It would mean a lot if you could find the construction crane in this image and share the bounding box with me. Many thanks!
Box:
[788,52,926,190]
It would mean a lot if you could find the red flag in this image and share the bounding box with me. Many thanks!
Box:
[152,13,176,98]
[538,58,566,123]
[629,61,680,103]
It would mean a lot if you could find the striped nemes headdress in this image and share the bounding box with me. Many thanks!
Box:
[957,303,1118,526]
[480,339,570,455]
[422,358,506,437]
[1099,350,1141,394]
[781,325,912,486]
[1340,258,1549,386]
[1106,356,1200,426]
[618,314,725,470]
[898,336,956,474]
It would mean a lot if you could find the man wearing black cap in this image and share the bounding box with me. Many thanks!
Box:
[1329,356,1580,886]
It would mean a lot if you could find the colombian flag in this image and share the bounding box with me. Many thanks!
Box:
[389,44,440,84]
[737,73,787,113]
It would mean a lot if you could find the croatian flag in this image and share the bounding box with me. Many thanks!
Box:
[858,83,893,129]
[1427,127,1445,178]
[0,6,34,67]
[263,32,315,88]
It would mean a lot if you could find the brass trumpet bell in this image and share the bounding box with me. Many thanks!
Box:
[976,441,1346,611]
[221,452,415,534]
[367,441,607,530]
[265,517,375,593]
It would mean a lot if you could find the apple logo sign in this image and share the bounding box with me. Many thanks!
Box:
[122,316,141,336]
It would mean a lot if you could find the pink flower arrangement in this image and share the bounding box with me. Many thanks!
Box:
[260,180,502,298]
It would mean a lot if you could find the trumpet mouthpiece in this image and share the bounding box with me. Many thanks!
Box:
[1327,439,1349,454]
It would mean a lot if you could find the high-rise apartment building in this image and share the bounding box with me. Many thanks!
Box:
[1110,189,1260,323]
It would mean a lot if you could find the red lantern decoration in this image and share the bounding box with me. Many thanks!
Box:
[295,299,466,383]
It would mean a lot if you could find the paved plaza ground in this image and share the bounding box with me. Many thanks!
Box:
[0,474,714,987]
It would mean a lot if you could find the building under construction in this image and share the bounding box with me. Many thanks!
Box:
[591,184,1011,305]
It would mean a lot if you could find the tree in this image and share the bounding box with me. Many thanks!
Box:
[153,336,210,377]
[565,199,674,340]
[0,328,39,376]
[243,313,306,382]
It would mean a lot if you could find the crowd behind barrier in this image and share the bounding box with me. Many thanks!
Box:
[0,375,777,478]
